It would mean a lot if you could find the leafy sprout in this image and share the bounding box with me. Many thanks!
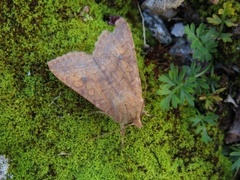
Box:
[185,23,218,61]
[157,1,235,146]
[199,87,226,111]
[157,62,210,110]
[157,64,195,110]
[207,1,237,29]
[230,145,240,171]
[190,112,218,144]
[207,1,237,42]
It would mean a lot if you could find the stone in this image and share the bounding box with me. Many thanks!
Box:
[143,9,172,44]
[141,0,185,15]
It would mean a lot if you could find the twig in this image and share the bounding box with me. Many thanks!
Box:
[49,92,62,106]
[137,2,149,48]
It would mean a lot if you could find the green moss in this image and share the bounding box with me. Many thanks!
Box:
[0,0,233,179]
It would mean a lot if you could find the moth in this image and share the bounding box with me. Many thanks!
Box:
[48,18,144,134]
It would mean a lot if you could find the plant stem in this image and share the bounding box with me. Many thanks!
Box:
[195,62,213,78]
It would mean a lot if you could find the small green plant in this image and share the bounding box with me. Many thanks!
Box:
[185,23,218,61]
[207,1,238,42]
[159,22,225,144]
[157,61,222,144]
[190,112,218,144]
[157,64,195,110]
[207,1,237,31]
[157,62,210,110]
[199,87,226,111]
[229,145,240,172]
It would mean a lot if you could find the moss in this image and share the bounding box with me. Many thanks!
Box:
[0,0,233,179]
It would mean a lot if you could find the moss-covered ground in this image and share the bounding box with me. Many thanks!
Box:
[0,0,233,179]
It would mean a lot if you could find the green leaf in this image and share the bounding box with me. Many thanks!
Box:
[185,23,218,62]
[196,125,204,134]
[196,78,209,92]
[169,64,178,82]
[157,60,214,110]
[207,14,221,25]
[190,116,202,126]
[190,112,218,144]
[171,94,181,108]
[231,158,240,171]
[156,89,162,95]
[184,91,195,106]
[186,76,197,85]
[230,147,240,171]
[196,23,204,37]
[230,151,240,156]
[224,19,238,27]
[160,95,171,110]
[201,128,212,144]
[178,69,186,82]
[219,2,235,16]
[159,74,174,85]
[157,63,198,109]
[182,85,195,94]
[204,112,218,123]
[157,85,171,95]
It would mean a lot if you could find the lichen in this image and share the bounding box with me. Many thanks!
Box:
[0,0,233,179]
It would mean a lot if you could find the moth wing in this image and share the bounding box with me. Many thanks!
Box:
[48,52,117,119]
[93,18,143,100]
[92,18,144,125]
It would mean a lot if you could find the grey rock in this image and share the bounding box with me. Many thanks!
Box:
[171,22,185,37]
[0,155,9,180]
[141,0,185,15]
[143,9,172,44]
[169,37,192,61]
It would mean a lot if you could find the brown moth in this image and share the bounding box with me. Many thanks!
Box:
[48,18,144,133]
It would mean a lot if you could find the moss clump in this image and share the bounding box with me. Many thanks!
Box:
[0,0,232,179]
